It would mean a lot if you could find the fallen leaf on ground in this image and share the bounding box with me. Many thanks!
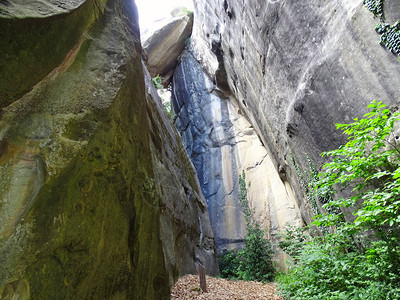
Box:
[171,274,284,300]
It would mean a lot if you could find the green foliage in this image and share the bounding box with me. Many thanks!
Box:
[151,75,163,89]
[151,76,175,119]
[219,171,275,282]
[364,0,384,18]
[375,21,400,55]
[238,224,275,282]
[219,249,240,279]
[290,155,312,209]
[278,101,400,299]
[278,225,309,259]
[239,170,252,225]
[162,98,175,119]
[181,7,193,15]
[315,100,400,230]
[364,0,400,58]
[290,154,331,215]
[278,233,400,299]
[172,7,193,17]
[184,37,191,48]
[219,225,275,282]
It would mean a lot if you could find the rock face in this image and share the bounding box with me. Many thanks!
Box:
[191,0,400,224]
[172,51,302,268]
[0,0,106,108]
[384,0,400,23]
[143,13,193,83]
[0,1,217,299]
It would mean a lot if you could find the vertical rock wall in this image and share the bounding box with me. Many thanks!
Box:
[191,0,400,224]
[0,1,217,299]
[173,51,302,268]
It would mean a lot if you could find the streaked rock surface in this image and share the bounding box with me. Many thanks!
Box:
[172,51,302,268]
[191,0,400,224]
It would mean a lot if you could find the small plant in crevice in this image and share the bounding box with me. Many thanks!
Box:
[151,74,163,89]
[290,154,320,215]
[171,6,193,18]
[290,153,338,221]
[364,0,400,58]
[219,170,275,282]
[238,170,252,225]
[375,21,400,55]
[364,0,384,19]
[151,75,176,119]
[184,37,191,48]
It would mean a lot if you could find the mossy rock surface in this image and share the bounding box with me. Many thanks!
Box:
[0,0,107,108]
[0,0,217,299]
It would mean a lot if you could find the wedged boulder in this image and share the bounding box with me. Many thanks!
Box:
[0,1,217,299]
[143,13,193,82]
[172,51,302,269]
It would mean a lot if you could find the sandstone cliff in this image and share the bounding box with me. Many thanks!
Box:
[143,13,193,84]
[172,50,302,268]
[191,0,400,224]
[0,1,217,299]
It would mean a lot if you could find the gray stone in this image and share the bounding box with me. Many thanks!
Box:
[172,51,302,269]
[143,13,193,81]
[173,52,245,251]
[192,0,400,224]
[384,0,400,24]
[0,1,217,298]
[0,0,87,18]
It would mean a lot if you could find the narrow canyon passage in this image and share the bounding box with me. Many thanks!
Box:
[1,0,400,299]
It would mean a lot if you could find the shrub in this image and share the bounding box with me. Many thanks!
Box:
[314,100,400,231]
[278,225,309,260]
[219,249,240,279]
[219,171,275,282]
[219,225,275,282]
[278,232,400,299]
[237,224,275,282]
[278,101,400,299]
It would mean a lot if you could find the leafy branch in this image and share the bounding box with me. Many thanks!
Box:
[314,100,400,230]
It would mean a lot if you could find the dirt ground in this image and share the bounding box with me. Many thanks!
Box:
[170,274,284,300]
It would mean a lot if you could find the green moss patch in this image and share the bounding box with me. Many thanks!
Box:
[0,0,107,108]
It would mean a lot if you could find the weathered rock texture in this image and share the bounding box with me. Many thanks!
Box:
[143,13,193,83]
[0,1,217,299]
[172,51,302,268]
[384,0,400,23]
[191,0,400,224]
